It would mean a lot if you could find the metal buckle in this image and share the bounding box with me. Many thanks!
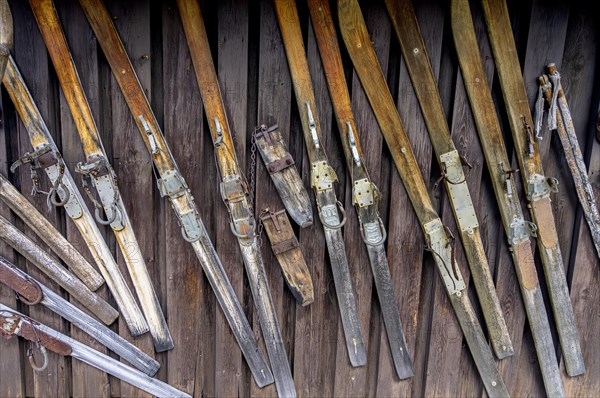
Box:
[508,215,538,245]
[526,173,559,201]
[157,169,188,199]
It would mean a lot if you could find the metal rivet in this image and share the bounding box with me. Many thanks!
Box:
[413,48,419,54]
[492,381,497,387]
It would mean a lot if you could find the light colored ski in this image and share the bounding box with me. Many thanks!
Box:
[308,0,412,378]
[0,305,190,398]
[0,255,159,376]
[0,215,118,325]
[338,0,509,395]
[0,173,104,291]
[78,0,275,386]
[274,0,367,368]
[29,0,173,352]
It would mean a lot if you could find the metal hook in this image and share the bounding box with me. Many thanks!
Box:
[47,183,70,208]
[27,344,48,372]
[95,204,118,226]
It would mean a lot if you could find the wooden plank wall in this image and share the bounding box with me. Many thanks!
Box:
[0,0,598,396]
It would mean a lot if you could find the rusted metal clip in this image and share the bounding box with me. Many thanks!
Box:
[253,124,279,145]
[522,115,535,158]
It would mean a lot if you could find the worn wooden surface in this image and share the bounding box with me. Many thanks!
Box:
[0,0,598,397]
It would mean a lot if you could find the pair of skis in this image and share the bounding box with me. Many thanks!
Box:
[28,0,174,352]
[2,55,149,336]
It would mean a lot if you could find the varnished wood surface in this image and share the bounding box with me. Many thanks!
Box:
[0,0,598,396]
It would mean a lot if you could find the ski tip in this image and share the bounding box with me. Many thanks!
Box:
[153,336,175,353]
[393,357,414,380]
[252,367,275,388]
[566,360,586,378]
[494,344,514,360]
[288,208,313,229]
[143,359,161,377]
[126,321,150,337]
[348,345,368,368]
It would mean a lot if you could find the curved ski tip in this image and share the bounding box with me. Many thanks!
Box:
[288,209,313,229]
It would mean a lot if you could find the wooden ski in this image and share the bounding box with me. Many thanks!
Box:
[0,174,103,291]
[2,56,149,336]
[29,0,174,352]
[0,0,11,79]
[176,0,295,395]
[274,0,367,368]
[0,255,160,376]
[78,0,275,387]
[481,0,584,377]
[537,65,600,260]
[450,0,565,395]
[338,0,509,395]
[259,207,314,306]
[307,0,412,379]
[0,215,118,325]
[385,0,512,359]
[0,305,191,398]
[253,124,313,228]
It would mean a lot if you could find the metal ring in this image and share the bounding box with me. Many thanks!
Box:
[319,201,347,230]
[48,183,70,208]
[95,204,118,225]
[27,345,48,372]
[229,218,255,239]
[361,217,387,246]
